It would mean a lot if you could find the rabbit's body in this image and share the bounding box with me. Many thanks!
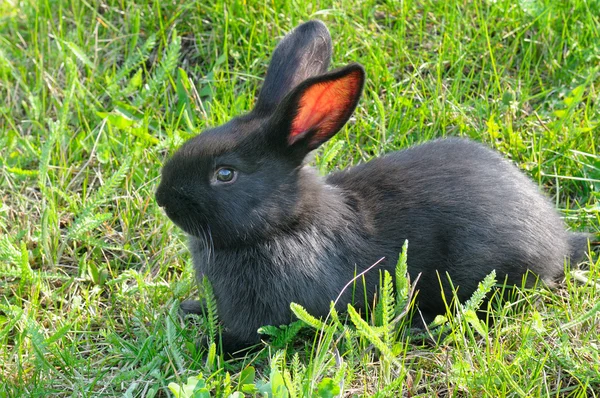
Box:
[156,20,588,354]
[188,138,582,351]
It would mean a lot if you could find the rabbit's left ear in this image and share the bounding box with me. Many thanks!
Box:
[269,63,365,153]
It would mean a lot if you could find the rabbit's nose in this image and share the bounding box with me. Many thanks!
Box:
[155,185,168,208]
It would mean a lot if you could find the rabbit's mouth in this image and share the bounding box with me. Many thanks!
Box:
[163,210,198,236]
[155,184,169,208]
[159,203,191,229]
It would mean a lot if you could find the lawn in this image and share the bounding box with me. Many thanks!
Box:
[1,0,599,396]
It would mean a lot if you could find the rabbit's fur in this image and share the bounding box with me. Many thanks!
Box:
[155,20,588,354]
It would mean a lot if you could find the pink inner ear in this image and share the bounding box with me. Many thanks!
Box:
[289,69,362,146]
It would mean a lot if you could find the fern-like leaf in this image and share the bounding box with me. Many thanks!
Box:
[108,33,157,95]
[379,270,394,345]
[201,276,219,344]
[66,156,132,240]
[346,304,400,366]
[460,270,496,338]
[57,156,132,261]
[290,353,305,397]
[26,318,52,369]
[0,235,20,265]
[140,30,181,106]
[258,320,305,348]
[290,302,328,331]
[166,300,185,373]
[88,156,132,206]
[462,270,496,313]
[66,212,113,241]
[395,240,409,310]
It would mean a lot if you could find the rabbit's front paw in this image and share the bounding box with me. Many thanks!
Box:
[180,299,205,316]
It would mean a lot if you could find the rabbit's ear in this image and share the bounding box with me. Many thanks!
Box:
[253,20,332,116]
[269,63,364,153]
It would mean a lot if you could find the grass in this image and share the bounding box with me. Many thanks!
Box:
[1,0,599,396]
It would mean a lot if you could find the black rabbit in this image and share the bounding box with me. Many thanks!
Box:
[155,20,588,354]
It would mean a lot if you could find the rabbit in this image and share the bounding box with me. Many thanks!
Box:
[155,20,589,355]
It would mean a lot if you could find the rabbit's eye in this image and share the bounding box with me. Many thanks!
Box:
[215,167,236,183]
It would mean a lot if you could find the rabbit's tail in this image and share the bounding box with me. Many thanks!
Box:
[568,232,593,264]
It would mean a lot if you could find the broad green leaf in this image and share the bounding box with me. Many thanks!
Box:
[316,378,340,398]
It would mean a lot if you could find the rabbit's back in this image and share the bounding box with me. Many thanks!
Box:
[328,138,572,315]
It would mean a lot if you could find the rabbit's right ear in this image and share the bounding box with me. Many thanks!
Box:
[264,63,365,160]
[253,20,332,116]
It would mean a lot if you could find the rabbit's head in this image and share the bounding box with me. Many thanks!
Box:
[155,21,365,247]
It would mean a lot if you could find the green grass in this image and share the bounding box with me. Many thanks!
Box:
[1,0,599,396]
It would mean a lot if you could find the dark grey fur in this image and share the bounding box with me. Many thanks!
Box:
[155,20,588,354]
